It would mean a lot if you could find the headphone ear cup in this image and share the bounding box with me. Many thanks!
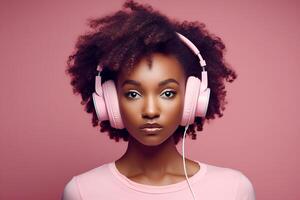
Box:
[92,92,109,123]
[181,76,201,126]
[101,80,125,129]
[92,75,109,124]
[195,88,210,117]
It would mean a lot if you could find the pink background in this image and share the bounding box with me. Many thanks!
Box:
[1,0,299,199]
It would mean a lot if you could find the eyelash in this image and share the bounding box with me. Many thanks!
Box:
[124,90,177,100]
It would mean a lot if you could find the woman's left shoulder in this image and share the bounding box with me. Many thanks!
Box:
[223,167,256,200]
[203,162,256,200]
[233,169,256,200]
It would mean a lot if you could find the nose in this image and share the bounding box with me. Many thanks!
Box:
[141,94,160,120]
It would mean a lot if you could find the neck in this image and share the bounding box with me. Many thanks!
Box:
[117,135,184,177]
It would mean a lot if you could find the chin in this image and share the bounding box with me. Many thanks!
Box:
[135,133,173,147]
[139,137,165,146]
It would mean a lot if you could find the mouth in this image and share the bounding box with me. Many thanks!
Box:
[139,122,163,135]
[140,127,163,134]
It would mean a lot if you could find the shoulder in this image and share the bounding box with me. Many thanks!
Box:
[62,176,81,200]
[75,162,111,183]
[203,162,256,200]
[234,170,256,200]
[61,162,112,200]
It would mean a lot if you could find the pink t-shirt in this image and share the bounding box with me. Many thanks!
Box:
[62,160,255,200]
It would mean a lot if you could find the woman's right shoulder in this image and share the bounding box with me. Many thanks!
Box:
[61,176,82,200]
[61,162,112,200]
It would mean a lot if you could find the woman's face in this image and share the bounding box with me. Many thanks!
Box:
[116,53,186,146]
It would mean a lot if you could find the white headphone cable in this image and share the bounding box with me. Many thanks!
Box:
[182,124,197,200]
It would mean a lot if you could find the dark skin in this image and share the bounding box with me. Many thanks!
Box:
[115,53,201,186]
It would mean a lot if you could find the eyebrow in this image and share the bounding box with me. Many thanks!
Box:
[121,78,179,87]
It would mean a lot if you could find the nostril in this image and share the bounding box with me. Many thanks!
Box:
[142,113,159,119]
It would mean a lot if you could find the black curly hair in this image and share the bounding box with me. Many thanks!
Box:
[65,0,237,145]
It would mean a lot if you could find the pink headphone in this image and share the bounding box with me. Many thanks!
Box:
[92,32,210,129]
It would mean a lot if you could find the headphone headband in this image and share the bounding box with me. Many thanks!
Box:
[175,32,206,70]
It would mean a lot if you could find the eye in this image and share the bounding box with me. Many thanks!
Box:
[124,90,141,100]
[124,90,177,100]
[161,90,177,99]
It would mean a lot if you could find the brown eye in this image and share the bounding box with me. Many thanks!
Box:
[161,90,177,99]
[125,91,140,100]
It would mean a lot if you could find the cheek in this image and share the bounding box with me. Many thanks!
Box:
[161,95,184,125]
[117,96,141,130]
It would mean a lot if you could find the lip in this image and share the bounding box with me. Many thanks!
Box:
[140,127,163,134]
[140,123,163,134]
[139,123,163,129]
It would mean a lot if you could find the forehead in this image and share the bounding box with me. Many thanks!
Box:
[117,53,186,87]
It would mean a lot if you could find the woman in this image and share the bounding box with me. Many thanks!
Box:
[62,0,256,199]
